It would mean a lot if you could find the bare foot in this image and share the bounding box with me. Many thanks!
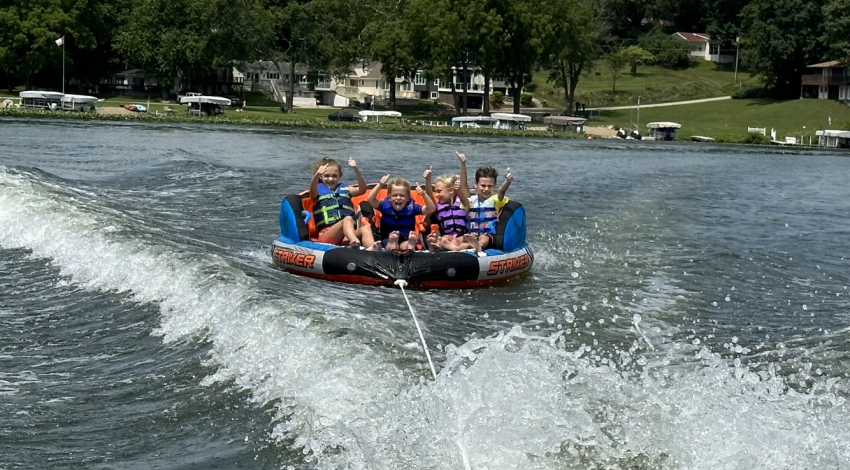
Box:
[348,239,361,248]
[366,241,382,251]
[426,232,440,252]
[440,238,460,251]
[405,232,419,250]
[386,231,400,250]
[464,233,482,252]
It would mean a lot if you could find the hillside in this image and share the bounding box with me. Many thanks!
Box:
[530,59,757,109]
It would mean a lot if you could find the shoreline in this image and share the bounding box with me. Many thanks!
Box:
[0,107,587,139]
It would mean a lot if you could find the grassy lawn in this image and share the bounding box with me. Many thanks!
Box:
[591,98,850,142]
[530,60,758,109]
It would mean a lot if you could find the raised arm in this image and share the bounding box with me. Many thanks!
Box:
[309,163,328,201]
[457,151,471,199]
[454,178,469,207]
[347,157,368,196]
[423,165,433,195]
[416,182,436,215]
[497,167,514,201]
[367,174,390,208]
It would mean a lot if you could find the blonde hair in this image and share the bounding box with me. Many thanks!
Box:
[435,174,459,189]
[387,177,411,194]
[311,157,342,176]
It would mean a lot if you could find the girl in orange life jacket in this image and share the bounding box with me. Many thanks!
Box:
[457,151,514,249]
[367,172,436,250]
[309,157,374,246]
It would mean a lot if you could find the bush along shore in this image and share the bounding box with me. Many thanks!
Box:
[0,107,586,139]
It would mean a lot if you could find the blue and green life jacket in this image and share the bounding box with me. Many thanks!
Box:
[467,195,499,234]
[313,183,354,230]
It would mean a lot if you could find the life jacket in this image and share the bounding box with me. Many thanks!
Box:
[435,197,468,236]
[467,195,499,234]
[312,183,354,231]
[377,198,419,241]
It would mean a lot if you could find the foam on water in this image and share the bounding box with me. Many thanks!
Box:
[2,167,849,469]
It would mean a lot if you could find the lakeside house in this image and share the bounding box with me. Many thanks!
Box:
[673,32,735,63]
[232,60,510,111]
[800,61,850,101]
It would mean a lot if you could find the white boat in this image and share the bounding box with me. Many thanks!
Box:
[60,94,98,112]
[20,91,65,110]
[451,116,499,128]
[543,115,587,132]
[646,122,681,141]
[491,113,532,130]
[19,91,98,112]
[358,110,402,122]
[815,130,850,149]
[178,95,231,116]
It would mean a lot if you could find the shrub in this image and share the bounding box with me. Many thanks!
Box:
[732,87,771,99]
[524,82,538,93]
[520,92,533,107]
[742,132,771,145]
[492,91,504,104]
[639,27,690,69]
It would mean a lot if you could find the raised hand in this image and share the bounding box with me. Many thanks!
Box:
[456,151,466,163]
[505,167,514,183]
[423,165,432,180]
[315,164,329,176]
[348,157,357,168]
[414,183,425,195]
[379,174,390,186]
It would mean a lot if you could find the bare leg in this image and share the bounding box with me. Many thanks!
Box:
[386,231,400,250]
[357,224,375,247]
[316,220,346,245]
[342,216,360,246]
[477,233,490,250]
[439,235,461,251]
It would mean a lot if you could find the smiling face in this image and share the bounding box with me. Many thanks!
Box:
[318,164,342,190]
[475,176,496,199]
[388,184,410,211]
[432,181,455,204]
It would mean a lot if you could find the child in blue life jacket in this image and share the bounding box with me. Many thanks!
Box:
[457,151,514,250]
[309,157,374,247]
[425,173,481,252]
[366,172,436,250]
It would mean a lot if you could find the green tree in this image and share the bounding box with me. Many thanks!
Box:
[605,48,628,92]
[741,0,828,97]
[622,45,654,75]
[115,0,270,97]
[638,27,690,69]
[0,0,91,90]
[540,0,602,113]
[493,0,544,114]
[822,0,850,63]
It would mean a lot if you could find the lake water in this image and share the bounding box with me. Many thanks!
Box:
[1,118,849,469]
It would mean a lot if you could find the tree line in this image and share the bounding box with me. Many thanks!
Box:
[1,0,848,113]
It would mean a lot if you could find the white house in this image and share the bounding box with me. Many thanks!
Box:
[673,32,735,63]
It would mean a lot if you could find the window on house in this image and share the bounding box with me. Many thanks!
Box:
[709,44,719,55]
[296,74,308,84]
[840,86,850,100]
[399,81,412,91]
[414,71,426,85]
[268,73,280,80]
[381,80,390,90]
[434,79,441,87]
[430,91,439,99]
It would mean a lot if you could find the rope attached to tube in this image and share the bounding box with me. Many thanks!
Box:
[394,279,437,380]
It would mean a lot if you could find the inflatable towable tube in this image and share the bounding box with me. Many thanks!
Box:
[271,186,533,288]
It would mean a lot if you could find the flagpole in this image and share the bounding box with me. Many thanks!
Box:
[62,40,65,94]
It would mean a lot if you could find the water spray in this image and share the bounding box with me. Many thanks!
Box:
[394,279,438,380]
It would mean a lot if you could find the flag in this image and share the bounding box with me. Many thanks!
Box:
[55,37,64,46]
